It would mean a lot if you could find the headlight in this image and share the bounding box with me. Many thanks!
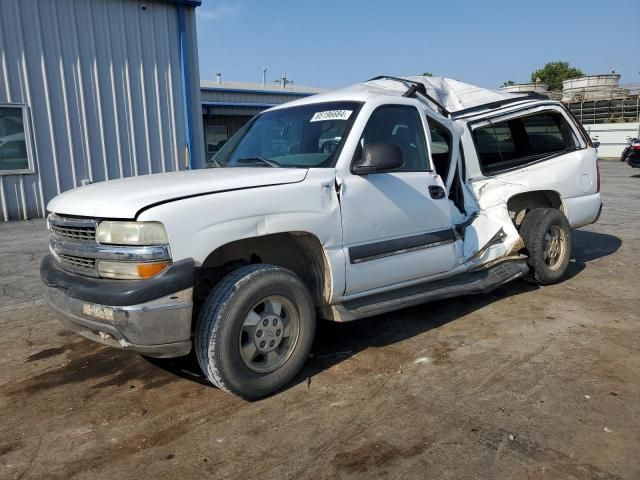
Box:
[97,260,171,280]
[95,221,169,245]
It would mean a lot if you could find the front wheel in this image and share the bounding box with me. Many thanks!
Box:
[195,264,316,400]
[520,208,572,285]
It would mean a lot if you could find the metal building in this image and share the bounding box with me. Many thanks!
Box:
[200,78,325,160]
[0,0,204,221]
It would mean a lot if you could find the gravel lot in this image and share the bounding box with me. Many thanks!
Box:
[1,161,638,480]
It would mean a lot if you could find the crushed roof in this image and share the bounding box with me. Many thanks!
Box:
[364,76,527,113]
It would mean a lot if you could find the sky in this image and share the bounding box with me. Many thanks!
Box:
[195,0,640,90]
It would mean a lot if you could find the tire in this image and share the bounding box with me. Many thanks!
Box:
[520,208,572,285]
[195,264,316,400]
[620,148,628,161]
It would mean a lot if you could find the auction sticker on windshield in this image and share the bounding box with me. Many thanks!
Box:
[310,110,353,122]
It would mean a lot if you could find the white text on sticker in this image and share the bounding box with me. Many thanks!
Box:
[310,110,353,122]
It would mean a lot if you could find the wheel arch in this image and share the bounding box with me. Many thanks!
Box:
[507,190,564,228]
[195,231,333,312]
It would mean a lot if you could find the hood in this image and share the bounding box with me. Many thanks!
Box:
[47,167,308,219]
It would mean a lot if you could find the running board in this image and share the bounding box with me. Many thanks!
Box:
[325,260,529,322]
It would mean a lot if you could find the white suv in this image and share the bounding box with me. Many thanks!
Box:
[42,76,602,399]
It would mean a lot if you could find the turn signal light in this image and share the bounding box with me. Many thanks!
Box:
[137,261,170,279]
[97,260,170,280]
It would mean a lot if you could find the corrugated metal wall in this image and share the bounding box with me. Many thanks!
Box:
[0,0,203,221]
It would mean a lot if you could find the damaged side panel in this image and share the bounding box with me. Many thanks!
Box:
[137,169,346,304]
[461,143,599,267]
[457,102,599,267]
[419,108,518,269]
[458,177,524,266]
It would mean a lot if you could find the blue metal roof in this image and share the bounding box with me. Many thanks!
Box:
[159,0,202,7]
[201,86,312,97]
[202,101,277,109]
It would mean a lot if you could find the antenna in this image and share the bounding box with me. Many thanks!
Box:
[275,69,294,89]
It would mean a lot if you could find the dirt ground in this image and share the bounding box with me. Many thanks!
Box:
[1,161,638,480]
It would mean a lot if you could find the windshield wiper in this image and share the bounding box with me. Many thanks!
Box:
[234,157,282,168]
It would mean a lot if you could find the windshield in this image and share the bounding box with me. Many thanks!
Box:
[213,101,361,168]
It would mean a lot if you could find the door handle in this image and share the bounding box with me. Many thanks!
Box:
[429,185,446,200]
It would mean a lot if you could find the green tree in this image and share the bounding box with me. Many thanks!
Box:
[530,62,584,91]
[421,72,433,77]
[502,80,517,87]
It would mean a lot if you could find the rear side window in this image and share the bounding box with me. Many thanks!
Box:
[473,111,577,175]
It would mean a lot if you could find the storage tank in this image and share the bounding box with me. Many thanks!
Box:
[500,82,549,94]
[562,74,621,102]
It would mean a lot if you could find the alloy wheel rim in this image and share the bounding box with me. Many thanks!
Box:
[239,295,300,374]
[543,225,566,270]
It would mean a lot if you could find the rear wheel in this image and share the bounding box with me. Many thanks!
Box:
[520,208,572,285]
[195,264,315,400]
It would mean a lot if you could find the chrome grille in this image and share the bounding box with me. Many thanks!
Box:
[48,213,100,277]
[48,213,98,241]
[50,224,96,240]
[58,253,96,270]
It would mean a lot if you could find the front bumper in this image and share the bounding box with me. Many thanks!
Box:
[41,255,194,358]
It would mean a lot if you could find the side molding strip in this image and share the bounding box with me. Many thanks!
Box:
[349,229,457,264]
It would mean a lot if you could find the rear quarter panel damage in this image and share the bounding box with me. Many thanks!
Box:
[462,147,601,265]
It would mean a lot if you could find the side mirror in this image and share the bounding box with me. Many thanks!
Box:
[592,141,600,149]
[352,143,403,175]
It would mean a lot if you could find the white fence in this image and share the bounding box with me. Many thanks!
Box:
[583,123,640,159]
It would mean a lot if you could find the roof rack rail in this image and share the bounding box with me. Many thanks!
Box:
[451,95,545,119]
[368,76,451,117]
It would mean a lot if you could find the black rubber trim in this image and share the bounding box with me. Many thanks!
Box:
[563,106,593,147]
[592,203,603,224]
[349,229,456,264]
[41,254,194,306]
[454,214,478,238]
[461,100,562,122]
[465,103,590,178]
[451,96,542,119]
[343,260,529,313]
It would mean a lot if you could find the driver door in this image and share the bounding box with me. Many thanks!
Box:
[339,104,459,295]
